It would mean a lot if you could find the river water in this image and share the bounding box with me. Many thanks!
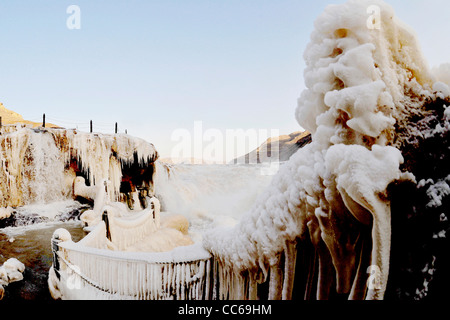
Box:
[0,206,87,300]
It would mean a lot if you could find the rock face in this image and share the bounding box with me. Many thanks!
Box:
[231,131,312,164]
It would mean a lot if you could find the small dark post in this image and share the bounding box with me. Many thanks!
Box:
[125,129,127,134]
[102,210,111,241]
[0,116,2,129]
[90,120,93,133]
[115,122,118,134]
[43,113,46,128]
[51,236,61,280]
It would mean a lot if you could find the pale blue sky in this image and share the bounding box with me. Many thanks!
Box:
[0,0,449,159]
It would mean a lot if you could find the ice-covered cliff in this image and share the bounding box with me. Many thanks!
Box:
[203,0,450,300]
[0,124,158,208]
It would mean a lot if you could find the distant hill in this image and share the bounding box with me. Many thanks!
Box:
[0,102,59,128]
[231,131,311,164]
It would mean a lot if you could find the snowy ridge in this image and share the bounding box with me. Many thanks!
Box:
[203,0,448,300]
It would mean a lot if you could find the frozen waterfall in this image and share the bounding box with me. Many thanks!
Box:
[203,0,449,300]
[0,124,157,209]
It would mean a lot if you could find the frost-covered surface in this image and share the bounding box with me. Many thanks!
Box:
[203,0,449,300]
[90,197,194,253]
[0,125,157,208]
[59,191,194,254]
[74,176,196,253]
[49,222,211,300]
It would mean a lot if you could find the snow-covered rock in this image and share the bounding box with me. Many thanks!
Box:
[0,258,26,300]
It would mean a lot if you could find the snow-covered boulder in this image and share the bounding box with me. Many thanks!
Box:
[0,258,26,300]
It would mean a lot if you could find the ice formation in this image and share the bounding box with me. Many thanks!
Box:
[153,161,274,240]
[48,158,276,299]
[48,239,211,300]
[79,179,111,227]
[203,0,448,300]
[48,195,209,300]
[0,258,26,300]
[0,125,157,209]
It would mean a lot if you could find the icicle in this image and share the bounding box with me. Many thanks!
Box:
[175,263,180,299]
[205,259,211,300]
[282,241,297,300]
[248,271,258,300]
[268,257,283,300]
[162,264,168,298]
[152,264,157,300]
[180,263,186,300]
[147,264,151,300]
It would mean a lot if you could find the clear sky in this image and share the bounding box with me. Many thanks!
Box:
[1,0,449,161]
